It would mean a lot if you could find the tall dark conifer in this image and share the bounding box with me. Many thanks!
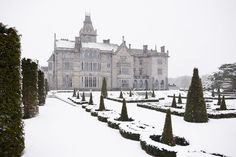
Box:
[220,95,227,110]
[88,92,93,105]
[217,94,221,106]
[161,109,175,146]
[101,77,108,98]
[76,90,80,99]
[38,70,45,106]
[184,68,208,123]
[82,92,86,101]
[72,88,76,97]
[145,90,148,99]
[119,90,123,98]
[0,23,24,156]
[152,89,155,97]
[119,99,129,121]
[129,89,132,97]
[171,94,177,108]
[45,79,49,95]
[178,93,182,104]
[98,95,105,111]
[22,58,39,118]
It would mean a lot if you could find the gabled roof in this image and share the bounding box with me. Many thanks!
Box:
[56,39,75,50]
[81,42,118,51]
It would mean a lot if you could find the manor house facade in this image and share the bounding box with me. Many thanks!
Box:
[47,15,169,90]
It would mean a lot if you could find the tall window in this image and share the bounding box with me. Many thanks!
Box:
[64,62,70,70]
[89,77,92,87]
[93,77,96,87]
[85,77,88,87]
[82,62,83,71]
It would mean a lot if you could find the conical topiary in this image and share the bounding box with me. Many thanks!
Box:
[184,68,208,123]
[119,98,129,121]
[220,95,227,110]
[129,89,132,97]
[76,90,80,99]
[171,94,177,108]
[72,88,76,97]
[161,109,175,146]
[88,92,93,105]
[217,94,221,106]
[98,95,106,111]
[119,90,123,98]
[82,92,85,101]
[152,89,155,97]
[178,93,182,104]
[101,77,108,98]
[145,91,148,99]
[212,89,215,97]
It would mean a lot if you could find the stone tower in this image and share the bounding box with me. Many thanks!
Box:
[79,13,97,42]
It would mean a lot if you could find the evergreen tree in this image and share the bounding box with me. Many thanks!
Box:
[72,88,76,97]
[45,79,49,95]
[129,89,132,97]
[151,89,155,97]
[101,77,108,98]
[22,58,39,119]
[88,92,93,105]
[119,99,129,121]
[184,68,208,123]
[76,90,80,99]
[211,89,215,97]
[217,94,221,106]
[82,92,86,101]
[161,109,175,146]
[178,93,182,104]
[220,95,227,110]
[119,90,123,98]
[0,23,24,156]
[38,70,45,106]
[145,90,148,99]
[171,94,177,108]
[98,95,106,111]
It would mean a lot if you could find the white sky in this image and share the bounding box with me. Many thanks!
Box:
[1,0,236,77]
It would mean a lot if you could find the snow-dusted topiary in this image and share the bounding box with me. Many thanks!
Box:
[178,93,182,104]
[220,96,227,110]
[119,90,123,98]
[171,95,177,108]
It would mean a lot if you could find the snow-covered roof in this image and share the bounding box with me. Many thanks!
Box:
[82,42,118,51]
[56,39,75,49]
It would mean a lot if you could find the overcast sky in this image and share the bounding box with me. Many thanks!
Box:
[1,0,236,77]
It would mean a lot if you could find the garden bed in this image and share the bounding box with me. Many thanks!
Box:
[107,117,134,129]
[85,105,96,112]
[106,97,164,103]
[97,111,120,122]
[119,121,155,141]
[137,103,236,119]
[68,97,88,105]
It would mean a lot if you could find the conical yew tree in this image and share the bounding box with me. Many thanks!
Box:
[220,95,227,110]
[38,70,45,106]
[184,68,208,123]
[178,93,182,104]
[72,88,76,97]
[119,90,123,98]
[129,89,132,97]
[217,94,221,106]
[88,92,93,105]
[119,98,129,121]
[98,95,106,111]
[145,91,148,99]
[171,94,177,108]
[82,92,85,101]
[101,77,107,98]
[161,109,175,146]
[76,90,80,99]
[152,89,155,97]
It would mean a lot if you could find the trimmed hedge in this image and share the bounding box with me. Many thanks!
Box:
[107,118,134,129]
[106,97,162,103]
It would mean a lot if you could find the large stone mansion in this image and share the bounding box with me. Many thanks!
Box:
[46,14,169,90]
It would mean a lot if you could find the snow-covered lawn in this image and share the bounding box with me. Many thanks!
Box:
[23,90,236,157]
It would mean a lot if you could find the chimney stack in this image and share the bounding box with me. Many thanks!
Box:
[161,46,165,53]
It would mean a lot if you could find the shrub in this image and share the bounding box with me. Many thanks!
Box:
[161,109,175,146]
[119,90,123,98]
[38,70,45,106]
[171,94,177,108]
[82,92,86,101]
[220,95,227,110]
[178,93,182,104]
[0,23,25,156]
[184,68,208,123]
[101,77,107,98]
[88,92,93,105]
[152,89,155,97]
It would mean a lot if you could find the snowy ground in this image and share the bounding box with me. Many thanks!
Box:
[23,90,236,157]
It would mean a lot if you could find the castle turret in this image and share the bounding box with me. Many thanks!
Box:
[79,13,97,42]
